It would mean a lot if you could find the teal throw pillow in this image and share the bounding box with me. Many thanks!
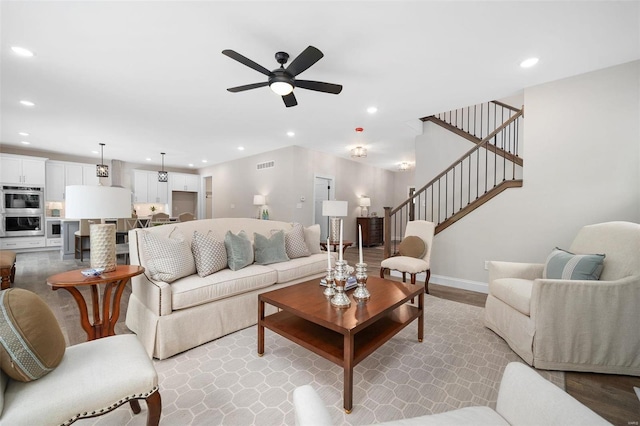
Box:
[254,231,289,265]
[543,247,605,280]
[224,230,254,271]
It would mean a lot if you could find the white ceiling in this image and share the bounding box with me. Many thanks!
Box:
[2,1,639,171]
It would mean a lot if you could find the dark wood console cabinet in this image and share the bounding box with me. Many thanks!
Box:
[357,217,383,247]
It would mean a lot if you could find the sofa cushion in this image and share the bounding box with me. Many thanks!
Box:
[191,231,227,277]
[224,230,254,271]
[254,231,289,265]
[142,230,196,283]
[543,247,606,280]
[0,289,66,382]
[282,223,311,259]
[170,265,277,310]
[304,224,321,254]
[265,253,331,284]
[491,278,533,316]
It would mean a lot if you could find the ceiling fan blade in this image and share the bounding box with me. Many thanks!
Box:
[285,46,324,77]
[282,92,298,107]
[296,80,343,94]
[227,82,269,93]
[222,49,272,76]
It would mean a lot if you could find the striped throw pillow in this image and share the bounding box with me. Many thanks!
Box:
[543,247,605,280]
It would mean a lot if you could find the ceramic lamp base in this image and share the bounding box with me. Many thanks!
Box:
[329,217,341,242]
[90,223,116,272]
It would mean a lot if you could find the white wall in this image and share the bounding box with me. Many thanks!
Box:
[425,60,640,292]
[199,145,396,242]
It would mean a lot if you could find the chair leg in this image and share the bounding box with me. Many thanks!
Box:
[402,272,406,283]
[10,264,15,283]
[410,273,417,284]
[145,390,162,426]
[379,267,385,278]
[425,269,431,294]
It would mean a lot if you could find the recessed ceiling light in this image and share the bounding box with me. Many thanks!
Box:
[91,150,99,154]
[11,46,34,57]
[287,131,295,137]
[202,159,208,163]
[367,106,378,114]
[145,158,152,161]
[237,146,245,151]
[520,57,539,68]
[188,163,194,167]
[19,132,30,136]
[20,141,30,145]
[20,100,35,107]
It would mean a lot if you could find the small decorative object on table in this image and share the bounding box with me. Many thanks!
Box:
[331,259,351,308]
[353,262,370,301]
[81,267,105,277]
[323,268,336,297]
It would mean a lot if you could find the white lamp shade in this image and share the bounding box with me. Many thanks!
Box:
[322,200,348,217]
[65,185,132,219]
[359,197,371,207]
[253,195,266,206]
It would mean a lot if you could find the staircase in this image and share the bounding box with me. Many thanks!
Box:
[383,101,524,258]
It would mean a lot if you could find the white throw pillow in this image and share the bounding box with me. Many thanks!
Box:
[304,224,321,254]
[142,229,196,283]
[191,231,227,277]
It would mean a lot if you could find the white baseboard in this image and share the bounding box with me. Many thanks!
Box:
[388,270,488,294]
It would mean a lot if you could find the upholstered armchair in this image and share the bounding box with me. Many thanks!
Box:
[0,288,161,425]
[485,221,640,375]
[379,220,435,294]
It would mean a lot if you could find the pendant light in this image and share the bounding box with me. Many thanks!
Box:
[96,143,109,178]
[158,152,168,182]
[350,127,367,158]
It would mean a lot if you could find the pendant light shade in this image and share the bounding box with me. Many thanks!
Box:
[158,152,168,182]
[96,143,109,178]
[350,127,367,158]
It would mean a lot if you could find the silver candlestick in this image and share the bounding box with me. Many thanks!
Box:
[323,267,336,297]
[353,262,370,301]
[330,260,351,308]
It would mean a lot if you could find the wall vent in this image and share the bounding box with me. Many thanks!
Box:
[257,160,275,170]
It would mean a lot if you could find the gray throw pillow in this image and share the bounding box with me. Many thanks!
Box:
[142,230,196,283]
[254,230,289,265]
[224,230,254,271]
[543,247,605,280]
[192,231,227,277]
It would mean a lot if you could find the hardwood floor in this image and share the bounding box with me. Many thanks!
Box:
[13,247,640,425]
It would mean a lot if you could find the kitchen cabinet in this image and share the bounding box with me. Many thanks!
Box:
[0,236,46,250]
[357,217,384,247]
[0,154,46,186]
[170,173,199,192]
[45,161,100,201]
[133,170,168,203]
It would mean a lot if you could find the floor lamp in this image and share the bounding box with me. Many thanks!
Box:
[65,185,132,272]
[322,200,348,242]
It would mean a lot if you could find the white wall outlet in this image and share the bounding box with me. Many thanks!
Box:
[296,203,302,209]
[484,261,489,270]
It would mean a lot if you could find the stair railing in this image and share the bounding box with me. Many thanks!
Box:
[383,105,523,258]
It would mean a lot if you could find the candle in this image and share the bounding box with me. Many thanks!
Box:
[359,224,363,264]
[339,219,343,262]
[327,237,331,269]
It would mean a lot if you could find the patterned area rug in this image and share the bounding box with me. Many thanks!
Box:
[79,295,563,426]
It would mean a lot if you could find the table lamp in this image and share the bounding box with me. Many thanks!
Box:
[65,185,132,272]
[359,196,371,217]
[322,200,348,242]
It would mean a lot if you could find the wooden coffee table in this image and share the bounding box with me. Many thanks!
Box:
[258,276,424,413]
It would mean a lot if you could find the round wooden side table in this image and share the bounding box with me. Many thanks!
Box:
[47,265,144,341]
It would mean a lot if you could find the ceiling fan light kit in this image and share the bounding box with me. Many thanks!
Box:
[222,46,342,107]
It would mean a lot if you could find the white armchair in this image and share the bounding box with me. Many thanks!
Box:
[484,221,640,375]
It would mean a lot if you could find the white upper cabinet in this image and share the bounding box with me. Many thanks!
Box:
[45,160,100,201]
[1,154,47,186]
[133,170,168,203]
[171,172,200,192]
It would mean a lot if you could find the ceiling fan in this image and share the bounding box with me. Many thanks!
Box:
[222,46,342,107]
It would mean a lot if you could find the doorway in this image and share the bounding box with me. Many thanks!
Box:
[172,191,197,217]
[313,175,335,241]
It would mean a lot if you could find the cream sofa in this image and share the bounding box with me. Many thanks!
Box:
[293,362,611,425]
[484,221,640,375]
[126,218,333,359]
